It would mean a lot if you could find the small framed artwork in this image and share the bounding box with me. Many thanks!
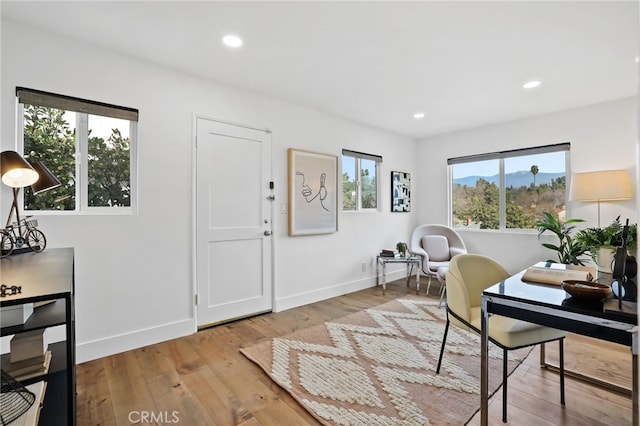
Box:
[288,148,338,236]
[391,171,411,212]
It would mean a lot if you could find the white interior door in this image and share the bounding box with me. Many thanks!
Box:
[196,117,273,327]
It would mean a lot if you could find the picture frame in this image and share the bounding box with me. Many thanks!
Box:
[288,148,338,236]
[391,171,411,212]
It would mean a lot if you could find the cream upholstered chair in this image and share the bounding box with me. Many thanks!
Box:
[436,254,566,423]
[409,224,467,303]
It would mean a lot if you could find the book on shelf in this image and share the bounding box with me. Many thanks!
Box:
[2,351,52,382]
[521,263,595,286]
[379,249,398,257]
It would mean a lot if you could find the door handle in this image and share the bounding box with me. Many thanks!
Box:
[264,230,272,236]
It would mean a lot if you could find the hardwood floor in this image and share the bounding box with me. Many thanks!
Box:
[76,279,633,425]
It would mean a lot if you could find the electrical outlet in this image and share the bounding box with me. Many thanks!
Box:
[361,262,368,272]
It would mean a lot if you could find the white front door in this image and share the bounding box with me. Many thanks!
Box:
[195,117,273,328]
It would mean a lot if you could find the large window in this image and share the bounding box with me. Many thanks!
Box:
[449,143,569,230]
[17,87,138,212]
[342,149,381,211]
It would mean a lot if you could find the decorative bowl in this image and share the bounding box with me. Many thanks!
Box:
[561,280,612,301]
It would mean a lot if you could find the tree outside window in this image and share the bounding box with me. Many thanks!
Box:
[342,150,380,211]
[451,146,568,230]
[18,88,137,212]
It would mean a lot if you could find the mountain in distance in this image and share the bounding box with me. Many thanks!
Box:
[454,170,564,188]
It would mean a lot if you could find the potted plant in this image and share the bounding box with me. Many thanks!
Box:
[575,216,637,273]
[396,241,408,257]
[536,212,588,265]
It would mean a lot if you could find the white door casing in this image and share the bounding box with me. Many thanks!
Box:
[195,117,273,327]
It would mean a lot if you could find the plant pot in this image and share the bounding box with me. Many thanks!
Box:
[596,247,615,273]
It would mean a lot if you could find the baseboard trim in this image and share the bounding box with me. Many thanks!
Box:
[76,319,194,363]
[274,270,407,312]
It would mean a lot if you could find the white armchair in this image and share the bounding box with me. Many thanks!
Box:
[410,224,467,303]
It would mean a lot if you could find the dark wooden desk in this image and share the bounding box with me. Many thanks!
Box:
[480,267,637,426]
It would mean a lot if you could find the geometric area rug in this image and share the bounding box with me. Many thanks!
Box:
[240,298,532,425]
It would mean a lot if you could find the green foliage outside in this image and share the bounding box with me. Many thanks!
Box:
[342,164,376,210]
[342,172,355,210]
[360,166,376,209]
[23,106,76,210]
[22,105,131,210]
[453,174,566,230]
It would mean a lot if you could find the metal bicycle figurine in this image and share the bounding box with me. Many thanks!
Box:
[0,216,47,258]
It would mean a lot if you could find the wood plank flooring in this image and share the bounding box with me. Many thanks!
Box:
[76,279,633,425]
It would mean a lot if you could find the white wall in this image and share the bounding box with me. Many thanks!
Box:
[1,20,417,362]
[416,97,638,273]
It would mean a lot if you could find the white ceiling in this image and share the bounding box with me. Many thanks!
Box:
[2,1,638,139]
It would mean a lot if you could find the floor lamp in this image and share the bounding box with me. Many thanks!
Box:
[569,170,632,227]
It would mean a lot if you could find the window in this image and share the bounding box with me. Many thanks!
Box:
[17,87,138,212]
[342,149,381,211]
[449,143,569,230]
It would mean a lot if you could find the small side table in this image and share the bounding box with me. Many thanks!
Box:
[376,255,421,295]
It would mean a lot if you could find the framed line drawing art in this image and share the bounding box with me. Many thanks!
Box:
[288,148,338,236]
[391,171,411,212]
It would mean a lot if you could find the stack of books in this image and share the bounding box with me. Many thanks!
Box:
[379,249,399,258]
[2,351,52,382]
[2,329,51,382]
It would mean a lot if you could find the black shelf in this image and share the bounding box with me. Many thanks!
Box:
[1,248,75,426]
[1,300,67,337]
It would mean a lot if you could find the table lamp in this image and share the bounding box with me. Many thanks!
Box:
[569,169,632,227]
[29,161,61,195]
[1,151,39,228]
[1,151,61,233]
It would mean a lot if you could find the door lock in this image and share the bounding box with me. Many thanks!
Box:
[267,195,275,201]
[264,230,272,236]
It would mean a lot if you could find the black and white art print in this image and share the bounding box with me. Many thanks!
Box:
[391,171,411,212]
[288,148,338,236]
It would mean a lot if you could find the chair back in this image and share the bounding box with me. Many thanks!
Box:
[446,254,510,331]
[409,224,467,274]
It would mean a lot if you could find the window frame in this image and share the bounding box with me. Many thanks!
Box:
[341,149,382,212]
[448,143,570,232]
[16,87,138,215]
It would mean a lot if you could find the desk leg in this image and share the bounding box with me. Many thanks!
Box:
[376,256,380,287]
[480,297,489,426]
[415,262,420,294]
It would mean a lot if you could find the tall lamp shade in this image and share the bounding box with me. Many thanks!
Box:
[1,150,38,188]
[570,169,632,226]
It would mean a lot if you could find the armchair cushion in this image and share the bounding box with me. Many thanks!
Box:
[422,235,450,261]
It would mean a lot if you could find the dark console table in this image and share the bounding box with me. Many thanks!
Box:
[1,248,76,425]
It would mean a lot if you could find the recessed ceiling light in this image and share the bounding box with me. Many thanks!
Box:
[413,112,425,119]
[523,80,541,89]
[222,34,243,48]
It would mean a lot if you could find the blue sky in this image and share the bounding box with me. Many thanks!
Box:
[452,152,565,178]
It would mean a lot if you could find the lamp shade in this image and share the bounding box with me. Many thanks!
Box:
[570,170,632,202]
[30,161,61,195]
[0,150,39,188]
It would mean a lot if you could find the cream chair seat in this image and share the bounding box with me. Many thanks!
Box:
[409,224,467,303]
[436,254,566,423]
